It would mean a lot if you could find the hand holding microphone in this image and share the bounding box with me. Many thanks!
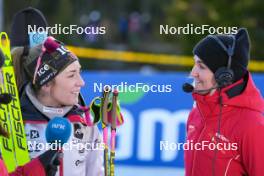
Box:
[39,117,72,176]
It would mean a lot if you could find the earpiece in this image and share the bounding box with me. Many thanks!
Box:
[209,35,236,88]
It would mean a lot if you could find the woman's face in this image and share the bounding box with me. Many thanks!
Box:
[49,61,85,106]
[190,55,217,94]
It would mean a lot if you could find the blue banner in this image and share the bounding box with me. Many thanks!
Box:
[81,72,264,175]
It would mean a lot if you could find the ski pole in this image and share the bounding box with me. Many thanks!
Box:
[101,86,111,176]
[110,90,118,176]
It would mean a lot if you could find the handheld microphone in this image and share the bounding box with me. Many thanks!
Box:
[45,117,72,167]
[0,93,13,104]
[45,117,72,145]
[182,83,218,94]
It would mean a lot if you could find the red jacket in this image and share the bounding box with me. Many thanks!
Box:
[184,73,264,176]
[0,157,45,176]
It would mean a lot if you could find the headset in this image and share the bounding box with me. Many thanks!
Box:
[209,35,236,88]
[208,34,236,176]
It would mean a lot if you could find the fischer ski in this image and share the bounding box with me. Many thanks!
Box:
[0,32,30,172]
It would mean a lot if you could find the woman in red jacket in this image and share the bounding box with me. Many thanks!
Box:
[184,28,264,176]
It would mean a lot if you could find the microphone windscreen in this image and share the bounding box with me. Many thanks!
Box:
[0,93,13,104]
[182,83,194,93]
[45,117,72,144]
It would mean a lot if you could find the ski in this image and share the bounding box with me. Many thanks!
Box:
[0,32,30,172]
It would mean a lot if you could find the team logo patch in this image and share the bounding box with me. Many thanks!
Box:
[73,123,84,139]
[30,130,40,139]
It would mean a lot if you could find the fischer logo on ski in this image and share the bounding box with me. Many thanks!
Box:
[0,32,30,172]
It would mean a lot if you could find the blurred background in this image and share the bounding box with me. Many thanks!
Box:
[1,0,264,175]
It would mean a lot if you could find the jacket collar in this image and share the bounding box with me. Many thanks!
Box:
[192,72,264,119]
[25,84,73,119]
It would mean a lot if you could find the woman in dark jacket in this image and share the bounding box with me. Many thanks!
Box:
[11,36,104,176]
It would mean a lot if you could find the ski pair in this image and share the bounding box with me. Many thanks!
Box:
[0,32,30,172]
[0,7,49,172]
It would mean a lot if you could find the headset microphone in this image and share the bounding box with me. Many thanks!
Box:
[182,83,194,93]
[182,83,218,94]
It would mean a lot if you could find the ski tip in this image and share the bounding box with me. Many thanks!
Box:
[0,32,10,49]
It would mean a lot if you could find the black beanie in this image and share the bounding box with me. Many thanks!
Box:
[10,7,48,47]
[23,37,78,88]
[193,28,250,82]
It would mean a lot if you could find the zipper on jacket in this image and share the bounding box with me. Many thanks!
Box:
[190,103,206,176]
